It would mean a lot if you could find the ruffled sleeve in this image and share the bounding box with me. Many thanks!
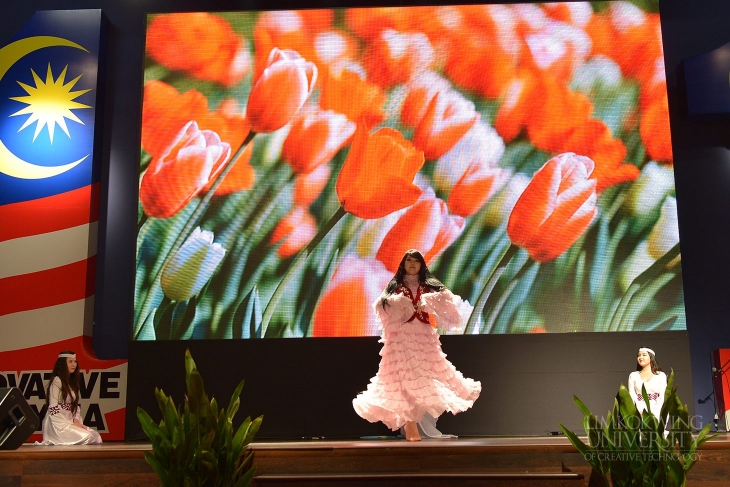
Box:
[373,293,413,329]
[419,290,473,332]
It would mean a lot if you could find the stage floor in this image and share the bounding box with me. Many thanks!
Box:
[2,434,730,486]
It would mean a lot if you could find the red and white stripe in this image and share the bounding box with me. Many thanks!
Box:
[0,183,99,352]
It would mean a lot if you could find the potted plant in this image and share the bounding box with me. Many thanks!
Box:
[137,349,263,486]
[559,370,715,487]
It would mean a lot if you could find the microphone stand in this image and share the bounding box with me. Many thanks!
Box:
[708,354,730,432]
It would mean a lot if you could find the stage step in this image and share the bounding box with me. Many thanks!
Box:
[2,435,730,486]
[253,472,585,486]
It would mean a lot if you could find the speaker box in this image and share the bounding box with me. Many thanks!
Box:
[0,387,40,449]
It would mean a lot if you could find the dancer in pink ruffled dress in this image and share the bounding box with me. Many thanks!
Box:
[353,249,481,441]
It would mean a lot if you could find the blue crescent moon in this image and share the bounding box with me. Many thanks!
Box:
[0,36,90,180]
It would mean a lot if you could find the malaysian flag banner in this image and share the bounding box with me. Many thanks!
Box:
[0,10,126,441]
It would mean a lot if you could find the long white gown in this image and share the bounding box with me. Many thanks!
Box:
[353,275,481,431]
[38,377,102,445]
[628,371,667,418]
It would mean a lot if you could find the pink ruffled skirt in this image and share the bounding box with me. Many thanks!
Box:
[353,319,481,431]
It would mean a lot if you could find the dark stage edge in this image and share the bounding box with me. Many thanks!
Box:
[2,434,730,486]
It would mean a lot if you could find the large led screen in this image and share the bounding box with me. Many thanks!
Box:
[134,2,683,340]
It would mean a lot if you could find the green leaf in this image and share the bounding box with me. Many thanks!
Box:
[137,407,167,441]
[184,349,196,389]
[243,415,263,446]
[573,395,592,418]
[187,369,209,418]
[227,380,245,420]
[233,464,257,487]
[143,451,170,485]
[232,288,262,339]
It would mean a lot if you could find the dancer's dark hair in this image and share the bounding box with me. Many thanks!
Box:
[45,350,81,415]
[381,249,446,307]
[636,347,662,374]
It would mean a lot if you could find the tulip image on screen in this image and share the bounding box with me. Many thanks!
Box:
[134,2,684,340]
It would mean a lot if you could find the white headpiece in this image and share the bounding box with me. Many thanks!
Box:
[58,353,77,359]
[639,347,655,357]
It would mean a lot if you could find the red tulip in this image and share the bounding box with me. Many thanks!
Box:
[400,71,451,128]
[282,106,356,174]
[336,126,424,220]
[640,88,673,164]
[141,81,250,160]
[246,48,318,133]
[364,29,435,88]
[312,255,392,337]
[376,188,465,273]
[313,30,359,76]
[252,11,314,83]
[294,163,332,207]
[507,152,597,262]
[269,207,317,258]
[412,89,479,160]
[319,64,386,128]
[141,121,231,218]
[433,121,505,193]
[146,13,250,87]
[448,162,508,217]
[202,141,255,196]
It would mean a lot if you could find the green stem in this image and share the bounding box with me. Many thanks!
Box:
[260,205,348,337]
[133,130,257,340]
[483,257,535,334]
[465,243,519,334]
[137,212,149,235]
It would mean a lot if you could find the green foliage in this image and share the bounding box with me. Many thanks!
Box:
[559,370,715,487]
[137,349,263,487]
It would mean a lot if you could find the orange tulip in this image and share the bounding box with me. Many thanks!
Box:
[494,70,539,144]
[364,29,434,88]
[298,9,335,33]
[433,121,505,193]
[523,22,591,85]
[541,2,593,27]
[526,78,593,155]
[246,48,318,133]
[319,64,386,128]
[269,207,317,258]
[312,255,392,337]
[400,71,451,128]
[507,152,597,263]
[142,81,208,159]
[448,162,508,217]
[336,126,424,220]
[203,141,255,196]
[313,30,359,77]
[146,13,250,87]
[586,4,661,89]
[294,163,332,207]
[281,106,356,174]
[252,11,314,83]
[376,188,465,274]
[640,90,673,164]
[141,121,231,218]
[142,81,250,159]
[563,119,637,192]
[412,89,480,160]
[345,7,411,42]
[444,25,517,99]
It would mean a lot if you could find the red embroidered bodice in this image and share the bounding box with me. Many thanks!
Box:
[395,280,431,325]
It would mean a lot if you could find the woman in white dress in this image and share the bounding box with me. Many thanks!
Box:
[352,249,481,441]
[39,351,102,445]
[627,347,667,418]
